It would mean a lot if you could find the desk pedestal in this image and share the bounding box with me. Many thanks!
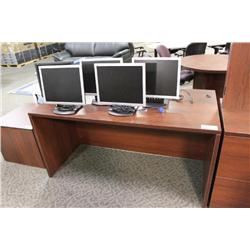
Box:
[210,135,250,207]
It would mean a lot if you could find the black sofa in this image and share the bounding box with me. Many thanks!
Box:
[53,42,134,63]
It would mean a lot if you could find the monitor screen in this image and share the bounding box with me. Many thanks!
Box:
[35,61,75,96]
[39,65,85,105]
[81,58,122,94]
[95,64,145,106]
[133,58,180,99]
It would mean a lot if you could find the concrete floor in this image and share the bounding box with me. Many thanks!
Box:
[1,64,34,115]
[0,58,54,115]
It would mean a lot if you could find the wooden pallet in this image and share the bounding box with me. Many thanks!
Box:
[1,59,39,68]
[40,54,54,60]
[1,52,56,68]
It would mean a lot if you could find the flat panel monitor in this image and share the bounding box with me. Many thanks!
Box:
[39,65,85,105]
[80,58,122,95]
[132,57,180,99]
[35,61,75,96]
[95,63,146,106]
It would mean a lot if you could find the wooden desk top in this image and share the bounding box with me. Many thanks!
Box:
[181,54,228,73]
[222,109,250,137]
[28,90,221,135]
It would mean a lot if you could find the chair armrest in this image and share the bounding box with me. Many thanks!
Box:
[211,45,226,54]
[174,50,184,57]
[214,45,224,50]
[219,50,229,55]
[53,51,71,61]
[134,46,144,50]
[112,49,131,58]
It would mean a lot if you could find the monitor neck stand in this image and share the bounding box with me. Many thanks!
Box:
[53,105,82,115]
[146,98,169,109]
[92,98,105,106]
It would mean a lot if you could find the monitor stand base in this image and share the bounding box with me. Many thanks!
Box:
[108,110,135,117]
[53,105,82,115]
[91,99,107,106]
[108,105,136,117]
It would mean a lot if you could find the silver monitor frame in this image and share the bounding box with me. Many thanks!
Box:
[94,63,146,107]
[39,65,85,105]
[80,57,123,96]
[132,57,181,100]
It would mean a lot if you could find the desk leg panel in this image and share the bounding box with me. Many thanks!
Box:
[203,134,221,207]
[30,116,80,176]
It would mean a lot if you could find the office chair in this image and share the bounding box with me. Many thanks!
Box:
[212,43,231,54]
[219,43,231,54]
[180,43,207,84]
[210,44,225,54]
[175,42,207,57]
[185,42,207,56]
[180,70,194,85]
[155,45,171,57]
[155,44,194,85]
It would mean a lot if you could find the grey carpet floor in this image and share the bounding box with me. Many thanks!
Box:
[0,145,203,208]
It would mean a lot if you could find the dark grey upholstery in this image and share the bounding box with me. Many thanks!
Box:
[185,43,207,56]
[53,42,134,62]
[65,43,94,57]
[180,70,194,84]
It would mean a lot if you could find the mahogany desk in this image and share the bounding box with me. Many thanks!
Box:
[182,55,228,98]
[0,90,222,207]
[14,89,219,207]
